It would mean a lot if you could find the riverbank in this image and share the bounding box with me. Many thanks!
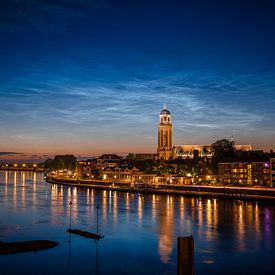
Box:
[46,176,275,201]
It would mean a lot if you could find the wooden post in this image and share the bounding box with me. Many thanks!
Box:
[177,236,194,275]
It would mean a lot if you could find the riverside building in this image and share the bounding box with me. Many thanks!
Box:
[218,151,275,186]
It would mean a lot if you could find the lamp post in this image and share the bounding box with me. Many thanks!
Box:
[69,201,72,230]
[96,204,99,235]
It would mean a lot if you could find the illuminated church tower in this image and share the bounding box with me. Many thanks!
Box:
[158,105,173,160]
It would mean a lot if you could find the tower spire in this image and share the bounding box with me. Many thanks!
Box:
[230,132,235,144]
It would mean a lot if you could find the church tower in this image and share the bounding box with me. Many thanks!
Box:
[158,105,173,160]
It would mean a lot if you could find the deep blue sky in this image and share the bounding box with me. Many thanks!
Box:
[0,0,275,155]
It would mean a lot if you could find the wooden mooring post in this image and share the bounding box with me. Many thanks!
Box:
[177,236,194,275]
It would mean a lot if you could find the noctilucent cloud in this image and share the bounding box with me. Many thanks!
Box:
[0,0,275,155]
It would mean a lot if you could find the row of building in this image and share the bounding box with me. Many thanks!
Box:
[1,152,275,187]
[77,156,216,186]
[76,151,275,187]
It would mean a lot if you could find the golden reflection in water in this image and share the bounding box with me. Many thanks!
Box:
[86,189,93,223]
[213,199,218,230]
[108,190,113,224]
[50,184,56,221]
[91,189,94,206]
[22,172,26,186]
[138,195,143,225]
[22,172,26,207]
[59,186,64,213]
[152,194,156,222]
[255,203,260,237]
[102,190,107,224]
[191,198,195,221]
[57,186,64,213]
[113,191,118,224]
[72,187,78,220]
[247,204,253,224]
[205,199,218,241]
[67,187,71,201]
[158,195,174,264]
[50,184,65,222]
[86,189,90,203]
[64,187,78,222]
[213,199,217,210]
[180,196,184,226]
[236,203,245,251]
[5,171,8,184]
[126,193,130,221]
[5,171,8,198]
[51,184,57,208]
[13,172,17,208]
[65,186,71,221]
[206,199,212,227]
[197,199,203,230]
[109,190,112,206]
[14,171,17,184]
[32,172,37,205]
[60,185,63,197]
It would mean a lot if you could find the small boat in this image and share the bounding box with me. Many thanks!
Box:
[67,229,104,240]
[0,240,59,255]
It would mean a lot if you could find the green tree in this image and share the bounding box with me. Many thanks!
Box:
[211,139,235,173]
[91,167,100,179]
[202,146,209,156]
[51,155,77,172]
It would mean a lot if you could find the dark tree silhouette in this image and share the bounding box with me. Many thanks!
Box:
[211,139,235,173]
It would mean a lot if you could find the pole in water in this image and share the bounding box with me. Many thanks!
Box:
[69,201,72,230]
[177,236,194,275]
[96,204,99,235]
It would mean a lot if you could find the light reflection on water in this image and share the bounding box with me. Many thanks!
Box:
[0,171,275,275]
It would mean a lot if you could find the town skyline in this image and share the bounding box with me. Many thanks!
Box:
[0,104,274,161]
[0,104,271,162]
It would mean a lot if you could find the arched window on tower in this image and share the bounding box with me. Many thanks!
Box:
[163,130,167,147]
[160,130,163,147]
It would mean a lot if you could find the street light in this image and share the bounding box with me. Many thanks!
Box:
[69,201,72,230]
[96,204,99,235]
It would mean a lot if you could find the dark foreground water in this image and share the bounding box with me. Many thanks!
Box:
[0,171,275,275]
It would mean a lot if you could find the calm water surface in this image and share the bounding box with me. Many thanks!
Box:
[0,171,275,274]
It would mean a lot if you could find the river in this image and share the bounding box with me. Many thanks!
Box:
[0,171,274,274]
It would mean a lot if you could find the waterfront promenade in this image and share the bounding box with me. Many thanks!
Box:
[47,175,275,201]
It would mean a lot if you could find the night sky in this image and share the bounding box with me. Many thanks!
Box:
[0,0,275,156]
